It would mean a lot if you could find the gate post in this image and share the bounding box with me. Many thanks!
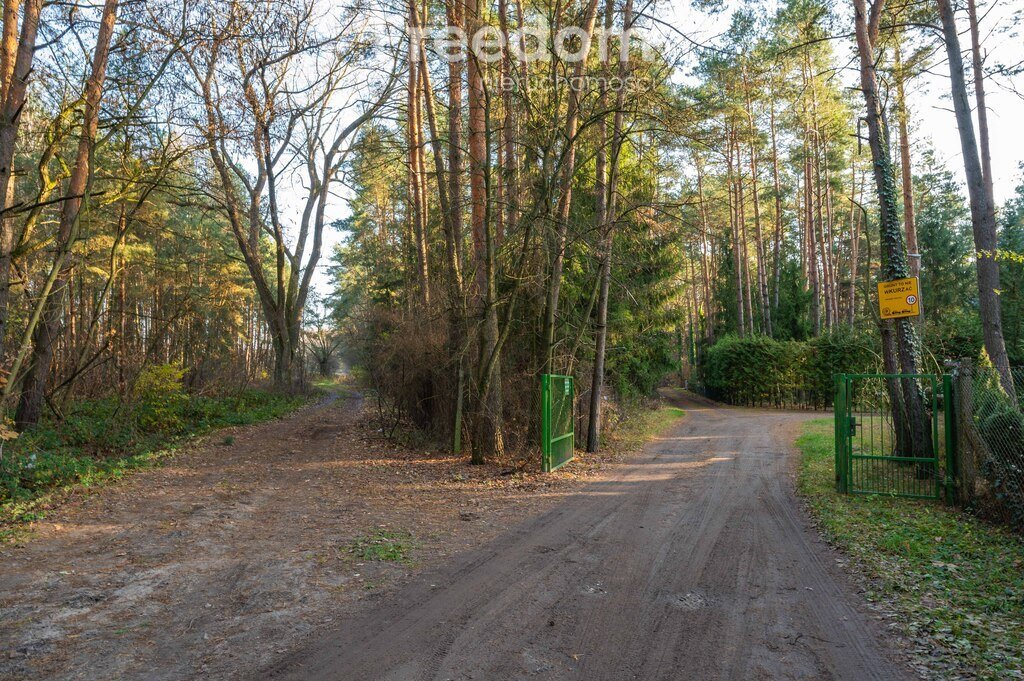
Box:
[942,374,957,505]
[834,374,847,493]
[541,374,551,471]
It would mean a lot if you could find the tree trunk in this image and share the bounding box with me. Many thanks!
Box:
[745,78,771,337]
[587,0,630,454]
[467,0,503,463]
[854,0,932,458]
[805,145,820,335]
[272,334,296,389]
[727,128,745,336]
[822,150,839,328]
[962,0,1011,399]
[407,18,429,307]
[16,0,119,428]
[967,0,995,214]
[445,0,465,281]
[498,0,517,241]
[413,10,467,453]
[695,154,714,341]
[586,0,611,454]
[810,79,834,330]
[935,0,1014,400]
[0,0,41,363]
[541,0,601,372]
[894,42,919,283]
[769,93,784,314]
[736,132,755,333]
[405,5,430,305]
[447,0,468,452]
[894,43,925,347]
[848,163,861,327]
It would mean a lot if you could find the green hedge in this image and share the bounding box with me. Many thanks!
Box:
[701,332,879,408]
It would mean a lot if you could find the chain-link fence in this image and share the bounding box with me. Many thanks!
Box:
[952,360,1024,531]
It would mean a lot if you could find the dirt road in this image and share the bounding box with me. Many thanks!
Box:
[264,395,912,681]
[0,393,584,680]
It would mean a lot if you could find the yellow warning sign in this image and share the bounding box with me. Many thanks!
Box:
[877,277,920,319]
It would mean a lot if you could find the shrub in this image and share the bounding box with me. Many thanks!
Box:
[133,364,188,432]
[700,331,878,408]
[702,334,799,406]
[1,389,305,511]
[802,331,879,406]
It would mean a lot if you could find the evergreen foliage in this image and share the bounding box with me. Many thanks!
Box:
[702,332,878,408]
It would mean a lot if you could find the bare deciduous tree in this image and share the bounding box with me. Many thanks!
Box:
[179,0,396,389]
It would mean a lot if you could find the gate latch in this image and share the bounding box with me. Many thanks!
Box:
[848,416,858,436]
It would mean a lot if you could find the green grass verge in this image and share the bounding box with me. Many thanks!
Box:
[610,403,686,451]
[1,389,307,540]
[310,375,356,397]
[796,418,1024,680]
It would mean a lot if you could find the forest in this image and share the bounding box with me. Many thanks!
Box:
[1,0,1024,678]
[0,0,1019,487]
[330,0,1024,465]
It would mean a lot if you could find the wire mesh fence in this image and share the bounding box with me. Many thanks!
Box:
[836,374,946,500]
[952,360,1024,531]
[541,374,575,472]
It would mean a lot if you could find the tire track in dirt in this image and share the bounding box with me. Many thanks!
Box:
[262,395,914,681]
[1,389,598,681]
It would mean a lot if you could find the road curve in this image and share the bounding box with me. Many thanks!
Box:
[260,394,912,681]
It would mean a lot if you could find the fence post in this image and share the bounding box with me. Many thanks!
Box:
[834,374,846,493]
[943,373,957,505]
[541,374,551,471]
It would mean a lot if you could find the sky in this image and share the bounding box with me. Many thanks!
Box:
[657,0,1024,200]
[906,8,1024,205]
[308,0,1024,296]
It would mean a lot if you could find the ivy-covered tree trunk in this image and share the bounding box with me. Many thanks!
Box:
[854,0,933,459]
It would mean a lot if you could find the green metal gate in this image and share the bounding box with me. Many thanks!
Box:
[834,373,956,502]
[541,374,575,472]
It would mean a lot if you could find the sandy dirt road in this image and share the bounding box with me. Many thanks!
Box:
[264,395,912,681]
[0,393,585,681]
